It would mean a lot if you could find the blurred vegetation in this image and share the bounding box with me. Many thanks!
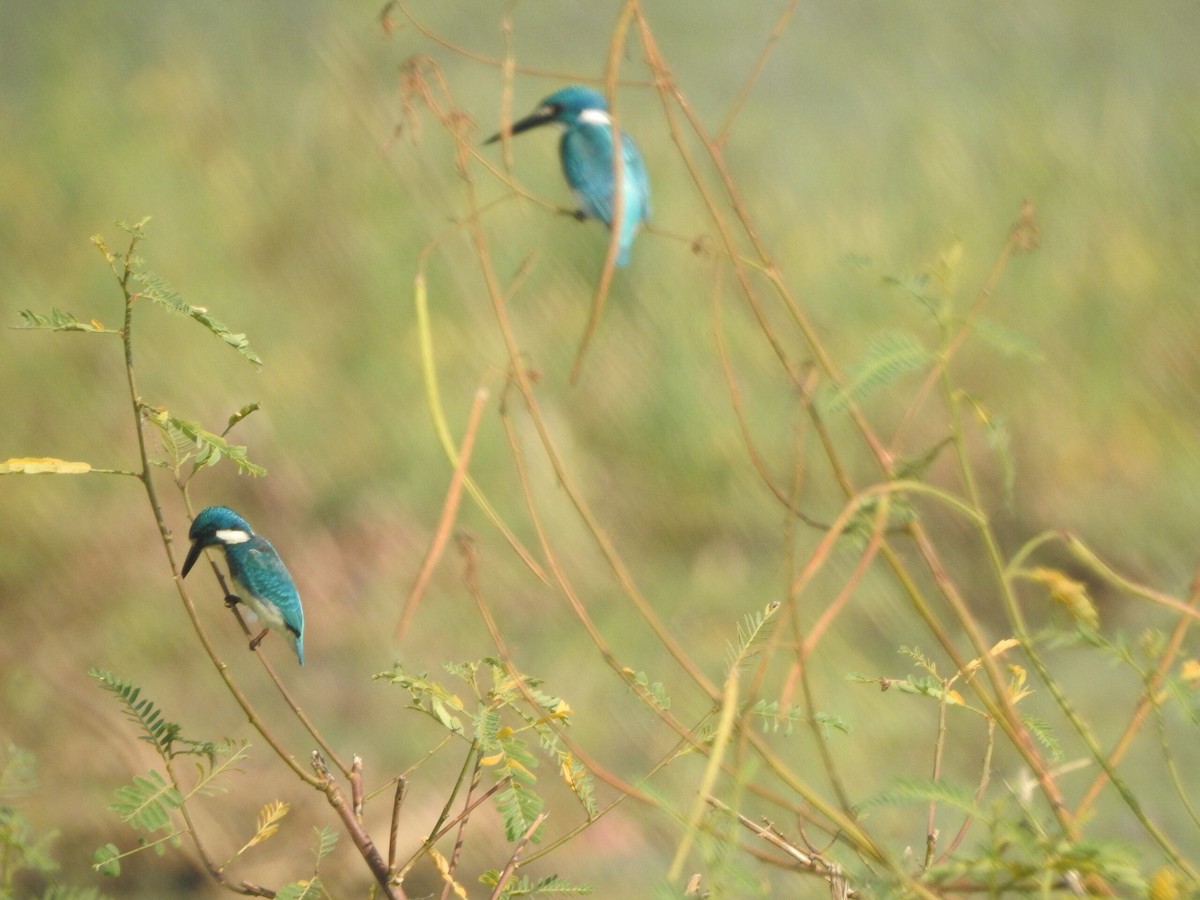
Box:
[4,1,1200,897]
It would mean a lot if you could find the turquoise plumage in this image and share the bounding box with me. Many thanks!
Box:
[487,85,651,265]
[181,506,305,665]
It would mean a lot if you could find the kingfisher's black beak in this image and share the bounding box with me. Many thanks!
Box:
[181,541,204,578]
[484,107,556,145]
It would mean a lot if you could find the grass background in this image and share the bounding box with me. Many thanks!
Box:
[3,1,1200,896]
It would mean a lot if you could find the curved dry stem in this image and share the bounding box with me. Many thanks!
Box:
[1075,565,1200,817]
[411,260,550,586]
[395,384,492,639]
[714,0,799,145]
[568,1,636,383]
[387,2,652,87]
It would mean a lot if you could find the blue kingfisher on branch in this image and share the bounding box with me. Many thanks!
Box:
[486,85,651,266]
[181,506,305,665]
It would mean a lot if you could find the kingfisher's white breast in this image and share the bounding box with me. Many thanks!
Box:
[231,575,289,632]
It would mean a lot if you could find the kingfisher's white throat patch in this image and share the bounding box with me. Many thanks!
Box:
[216,528,252,544]
[578,108,612,126]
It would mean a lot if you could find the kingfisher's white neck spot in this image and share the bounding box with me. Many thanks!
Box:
[216,528,251,544]
[578,108,612,126]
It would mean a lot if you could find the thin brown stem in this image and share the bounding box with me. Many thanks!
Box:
[1076,565,1200,816]
[439,753,483,900]
[488,812,549,900]
[396,385,491,639]
[312,752,405,900]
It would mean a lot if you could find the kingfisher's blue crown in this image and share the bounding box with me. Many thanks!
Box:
[188,505,253,545]
[539,86,609,119]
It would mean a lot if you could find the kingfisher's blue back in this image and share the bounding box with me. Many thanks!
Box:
[224,535,306,665]
[560,116,651,266]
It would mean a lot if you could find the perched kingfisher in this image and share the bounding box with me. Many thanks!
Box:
[181,506,305,666]
[486,85,651,266]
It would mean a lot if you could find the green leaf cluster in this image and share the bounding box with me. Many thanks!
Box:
[15,308,116,334]
[820,330,933,414]
[145,408,265,477]
[377,658,598,842]
[744,700,847,737]
[108,771,183,833]
[131,271,262,368]
[90,668,230,763]
[920,796,1146,894]
[725,601,780,672]
[12,221,266,488]
[89,670,247,879]
[628,670,671,710]
[479,870,593,898]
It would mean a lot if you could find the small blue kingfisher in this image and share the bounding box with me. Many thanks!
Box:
[181,506,305,665]
[487,85,651,266]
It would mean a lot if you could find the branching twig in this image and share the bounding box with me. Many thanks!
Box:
[487,812,550,900]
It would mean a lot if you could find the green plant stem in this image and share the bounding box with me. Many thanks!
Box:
[439,751,482,900]
[940,370,1076,836]
[668,668,740,883]
[924,679,951,869]
[1077,567,1200,817]
[412,268,550,586]
[397,742,477,877]
[162,755,272,897]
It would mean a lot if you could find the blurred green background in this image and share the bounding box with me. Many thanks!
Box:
[4,1,1200,896]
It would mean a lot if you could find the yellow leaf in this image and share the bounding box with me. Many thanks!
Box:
[1148,867,1180,900]
[237,800,289,856]
[1031,567,1098,629]
[956,638,1020,681]
[1180,659,1200,687]
[479,753,503,767]
[560,752,583,786]
[945,689,965,705]
[1008,664,1034,703]
[990,638,1020,657]
[930,239,964,294]
[0,457,92,475]
[536,700,573,726]
[429,847,468,899]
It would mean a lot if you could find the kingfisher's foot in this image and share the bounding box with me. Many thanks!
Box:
[224,594,241,609]
[573,209,588,222]
[249,628,269,651]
